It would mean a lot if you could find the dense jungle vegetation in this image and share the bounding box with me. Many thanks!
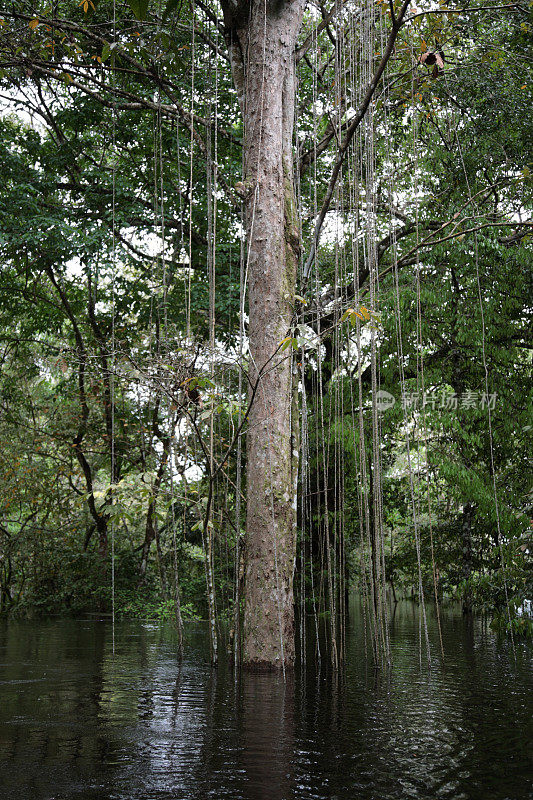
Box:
[0,0,531,647]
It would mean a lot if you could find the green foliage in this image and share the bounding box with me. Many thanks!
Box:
[115,593,200,621]
[0,0,530,639]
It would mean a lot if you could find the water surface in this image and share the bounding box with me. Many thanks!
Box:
[0,601,531,800]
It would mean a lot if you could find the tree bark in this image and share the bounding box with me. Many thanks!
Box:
[139,407,173,582]
[461,502,474,614]
[224,0,305,668]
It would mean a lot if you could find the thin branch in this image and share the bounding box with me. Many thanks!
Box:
[296,0,349,62]
[404,3,524,24]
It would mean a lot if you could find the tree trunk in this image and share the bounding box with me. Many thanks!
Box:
[461,502,474,614]
[224,0,305,669]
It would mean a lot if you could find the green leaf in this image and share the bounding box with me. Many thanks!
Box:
[279,336,293,351]
[163,0,180,19]
[125,0,150,21]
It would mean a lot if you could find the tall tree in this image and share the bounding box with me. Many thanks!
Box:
[221,0,305,668]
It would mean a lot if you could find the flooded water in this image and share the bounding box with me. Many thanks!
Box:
[0,601,531,800]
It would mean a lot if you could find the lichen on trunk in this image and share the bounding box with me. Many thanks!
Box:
[223,0,305,669]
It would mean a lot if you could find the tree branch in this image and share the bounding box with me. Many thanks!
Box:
[301,0,412,285]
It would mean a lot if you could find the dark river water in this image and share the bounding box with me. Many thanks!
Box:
[0,601,531,800]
